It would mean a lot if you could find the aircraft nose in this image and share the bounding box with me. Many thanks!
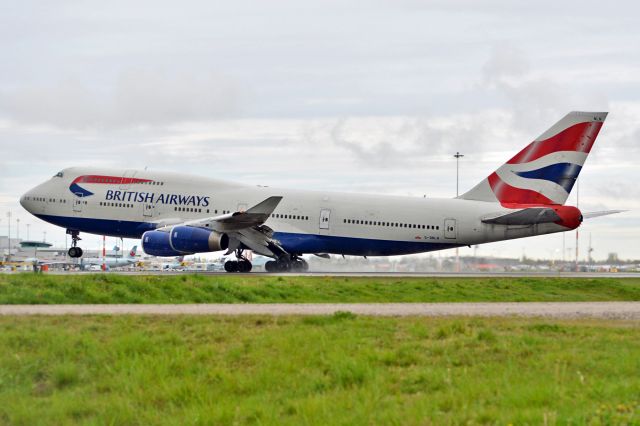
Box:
[20,189,34,212]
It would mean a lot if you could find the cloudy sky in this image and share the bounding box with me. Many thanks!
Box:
[1,0,638,260]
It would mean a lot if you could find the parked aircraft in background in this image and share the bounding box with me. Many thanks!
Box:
[80,246,138,270]
[161,256,187,271]
[20,111,622,272]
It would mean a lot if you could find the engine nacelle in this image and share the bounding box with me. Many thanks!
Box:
[142,230,184,257]
[169,226,229,253]
[141,227,229,257]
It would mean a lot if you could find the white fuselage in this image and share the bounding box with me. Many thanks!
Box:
[20,167,572,257]
[80,256,137,269]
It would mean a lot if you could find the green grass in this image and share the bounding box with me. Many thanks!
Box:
[1,274,640,304]
[1,315,639,424]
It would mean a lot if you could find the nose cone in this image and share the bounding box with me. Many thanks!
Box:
[19,192,28,210]
[20,187,37,213]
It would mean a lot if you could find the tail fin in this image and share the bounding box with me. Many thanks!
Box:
[460,111,607,205]
[128,246,138,258]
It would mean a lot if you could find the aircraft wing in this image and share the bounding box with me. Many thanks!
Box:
[170,196,282,231]
[155,196,287,257]
[481,207,561,225]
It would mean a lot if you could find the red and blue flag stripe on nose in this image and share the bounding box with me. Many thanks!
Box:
[69,175,153,197]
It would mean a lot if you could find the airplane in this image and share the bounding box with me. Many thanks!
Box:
[160,256,187,270]
[80,246,139,270]
[19,111,623,273]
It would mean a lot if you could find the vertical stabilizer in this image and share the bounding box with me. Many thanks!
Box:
[460,111,607,205]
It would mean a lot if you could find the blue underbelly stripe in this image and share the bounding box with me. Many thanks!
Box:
[35,214,156,239]
[272,232,456,256]
[35,214,458,256]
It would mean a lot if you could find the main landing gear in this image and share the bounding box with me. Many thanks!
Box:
[67,230,84,258]
[224,249,252,273]
[264,255,308,273]
[222,248,309,274]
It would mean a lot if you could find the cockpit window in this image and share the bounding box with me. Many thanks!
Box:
[53,171,64,178]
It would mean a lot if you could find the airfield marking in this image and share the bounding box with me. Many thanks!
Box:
[2,302,640,319]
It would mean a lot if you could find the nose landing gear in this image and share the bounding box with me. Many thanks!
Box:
[66,230,84,258]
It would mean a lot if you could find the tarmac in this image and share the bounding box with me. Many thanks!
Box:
[49,271,640,278]
[2,302,640,319]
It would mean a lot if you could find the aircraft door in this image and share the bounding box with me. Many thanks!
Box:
[319,209,331,235]
[73,194,83,212]
[142,203,154,218]
[444,218,457,239]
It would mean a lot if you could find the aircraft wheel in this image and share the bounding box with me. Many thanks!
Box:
[265,261,277,272]
[289,258,309,272]
[291,260,303,272]
[68,247,83,258]
[238,260,252,273]
[224,260,239,273]
[276,258,291,272]
[300,259,309,271]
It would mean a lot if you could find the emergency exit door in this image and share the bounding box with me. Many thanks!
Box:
[444,218,457,239]
[319,209,331,234]
[73,195,83,212]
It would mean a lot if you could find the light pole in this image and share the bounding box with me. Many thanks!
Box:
[26,224,30,240]
[16,218,20,240]
[6,211,11,261]
[454,152,464,197]
[575,178,580,272]
[453,152,464,272]
[43,231,47,243]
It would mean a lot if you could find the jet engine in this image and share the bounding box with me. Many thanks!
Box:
[142,226,229,257]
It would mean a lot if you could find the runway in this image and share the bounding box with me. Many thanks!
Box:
[2,302,640,319]
[52,271,640,278]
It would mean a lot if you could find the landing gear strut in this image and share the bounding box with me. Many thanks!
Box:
[224,249,252,273]
[66,230,83,258]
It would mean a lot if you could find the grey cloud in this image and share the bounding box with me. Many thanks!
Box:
[333,111,519,170]
[481,45,610,134]
[0,69,240,129]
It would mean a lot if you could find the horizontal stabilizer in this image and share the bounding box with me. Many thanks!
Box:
[582,210,626,219]
[482,207,561,225]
